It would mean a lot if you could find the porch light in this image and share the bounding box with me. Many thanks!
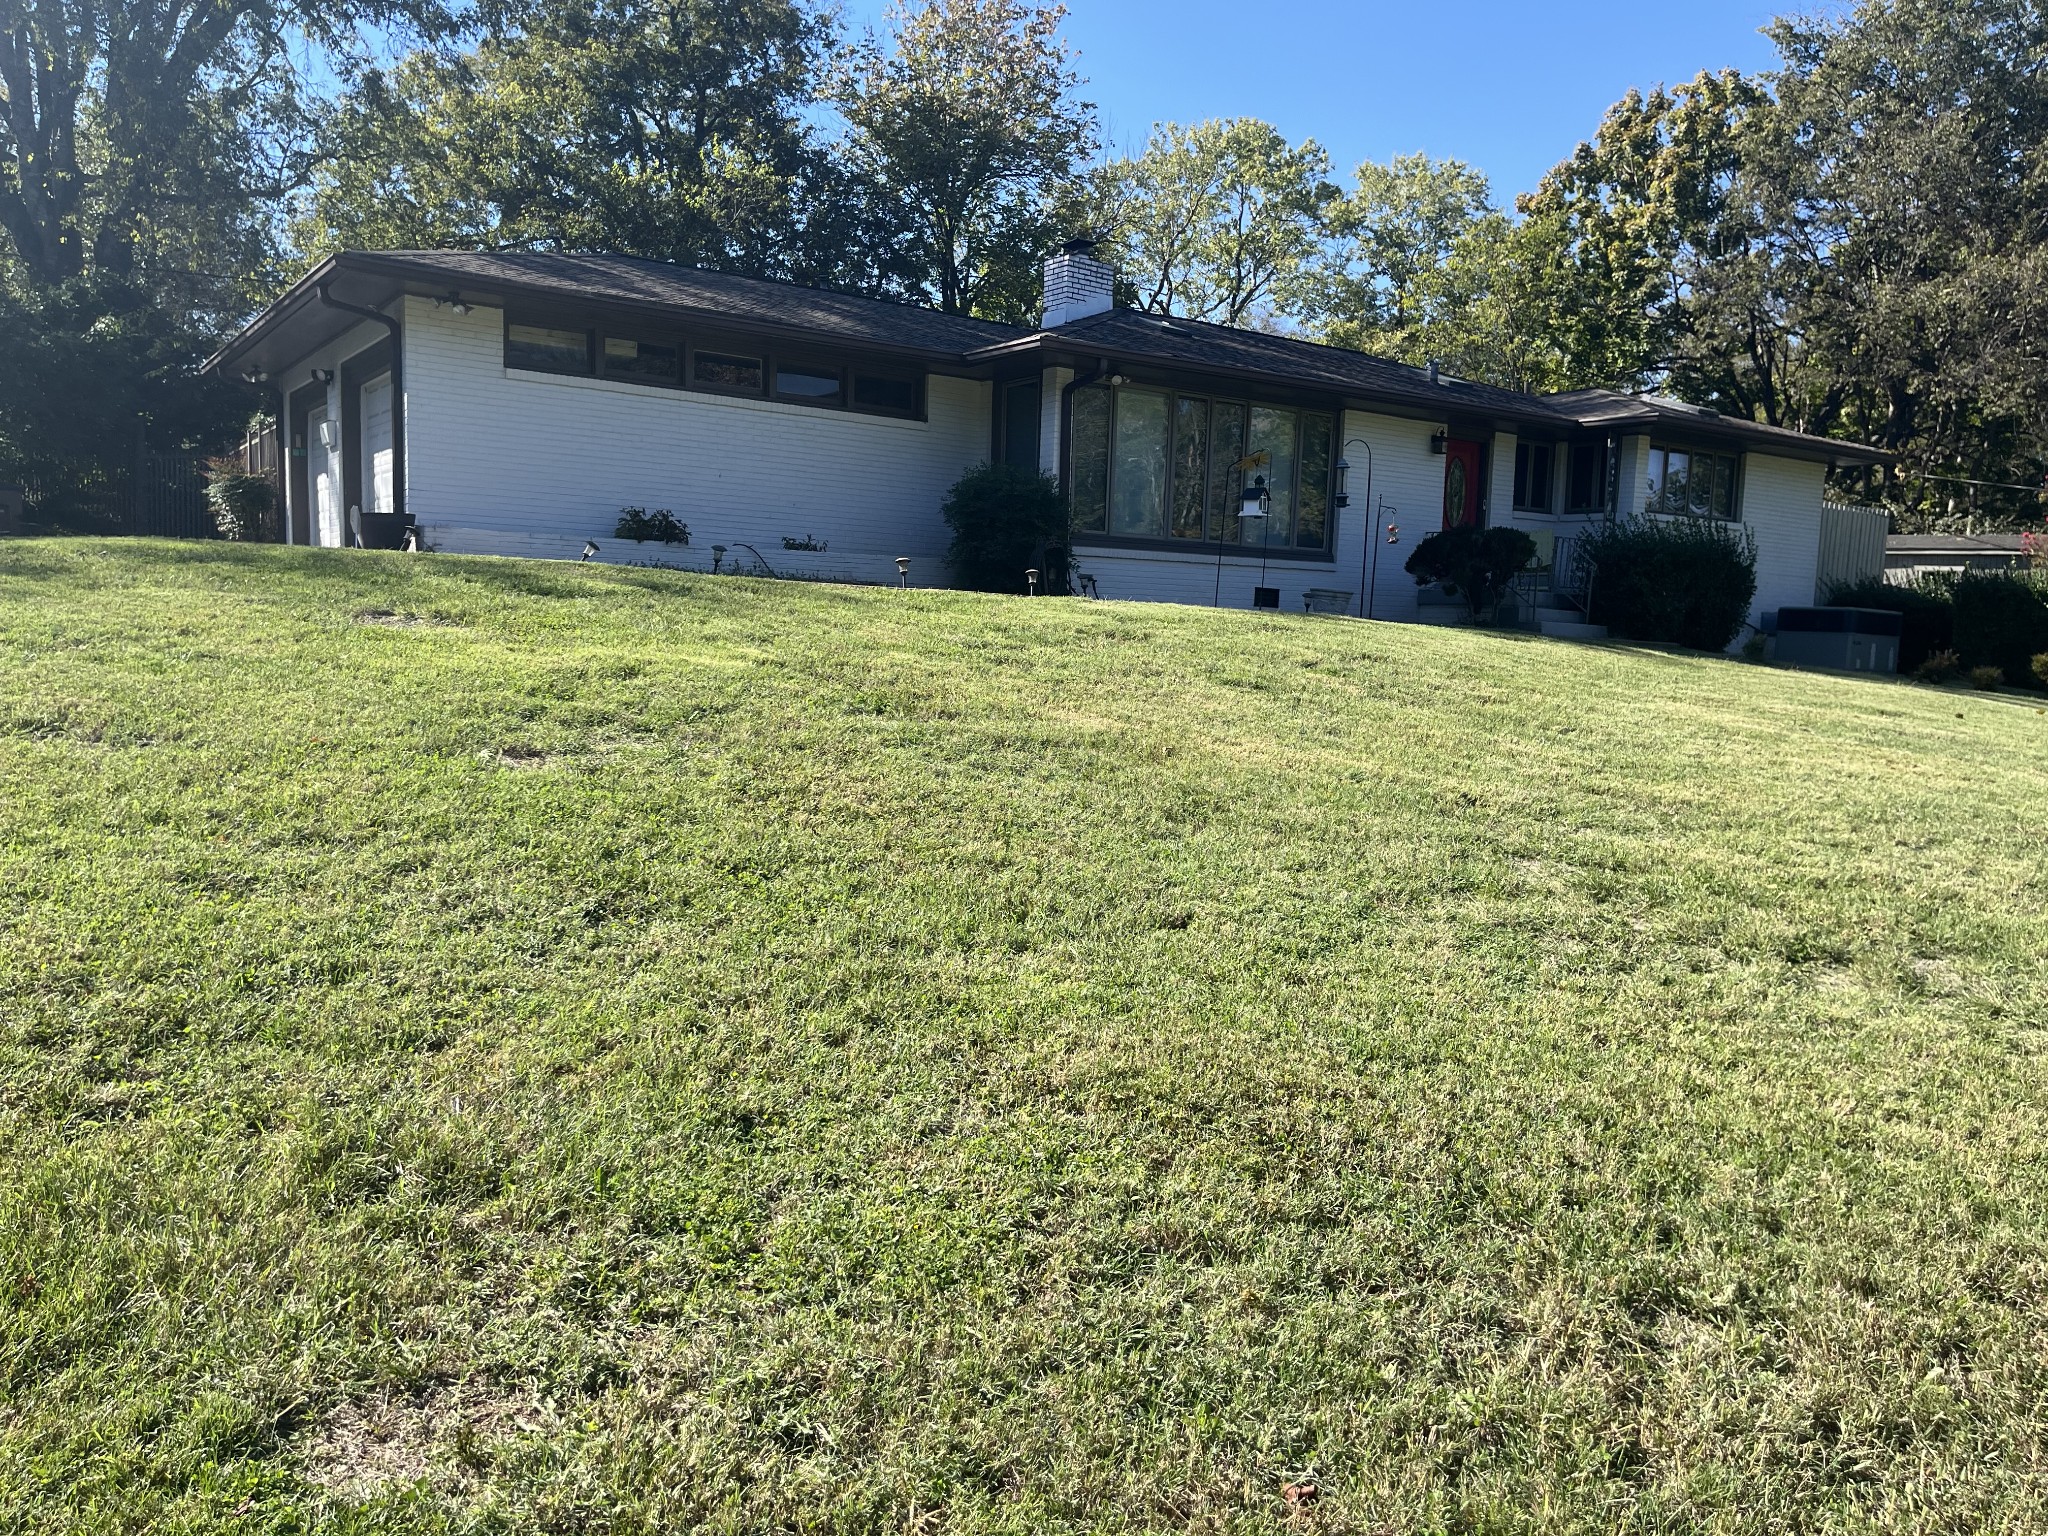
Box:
[1429,432,1448,456]
[309,368,334,386]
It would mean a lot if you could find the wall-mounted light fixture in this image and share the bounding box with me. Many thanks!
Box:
[1428,431,1448,456]
[1107,374,1130,388]
[241,369,269,385]
[434,293,473,316]
[309,368,334,386]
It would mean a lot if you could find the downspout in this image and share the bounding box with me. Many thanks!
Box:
[275,381,291,543]
[314,284,405,523]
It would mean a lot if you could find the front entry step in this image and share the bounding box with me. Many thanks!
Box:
[1540,619,1609,641]
[1534,605,1588,625]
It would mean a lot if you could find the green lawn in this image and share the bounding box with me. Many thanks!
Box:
[2,538,2045,1534]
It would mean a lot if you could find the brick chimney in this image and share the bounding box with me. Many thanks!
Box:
[1041,236,1115,328]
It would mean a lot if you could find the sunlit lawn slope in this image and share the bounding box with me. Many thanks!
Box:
[2,539,2045,1533]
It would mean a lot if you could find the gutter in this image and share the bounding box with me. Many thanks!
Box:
[314,283,406,523]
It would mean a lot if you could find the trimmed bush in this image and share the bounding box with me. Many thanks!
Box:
[1970,666,2005,690]
[1582,516,1758,651]
[1951,572,2048,688]
[2034,653,2048,690]
[1823,575,1956,673]
[1404,526,1537,619]
[615,507,688,544]
[943,462,1071,594]
[1915,650,1962,684]
[204,457,276,542]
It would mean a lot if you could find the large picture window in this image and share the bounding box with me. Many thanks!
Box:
[1069,384,1335,552]
[1646,443,1741,520]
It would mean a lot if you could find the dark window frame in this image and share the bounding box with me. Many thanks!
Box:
[1068,381,1339,559]
[505,309,929,420]
[600,332,684,388]
[1513,440,1556,514]
[1646,441,1744,522]
[1564,438,1612,515]
[504,316,596,378]
[773,359,846,407]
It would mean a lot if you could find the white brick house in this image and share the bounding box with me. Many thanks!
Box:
[205,244,1884,643]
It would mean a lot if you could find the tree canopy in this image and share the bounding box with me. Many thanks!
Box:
[3,0,2045,530]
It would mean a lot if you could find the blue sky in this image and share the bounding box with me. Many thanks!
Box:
[838,0,1791,199]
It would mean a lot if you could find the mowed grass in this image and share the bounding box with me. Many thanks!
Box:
[1,538,2045,1534]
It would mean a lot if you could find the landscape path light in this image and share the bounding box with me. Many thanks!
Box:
[896,556,911,588]
[1026,567,1039,597]
[580,540,599,562]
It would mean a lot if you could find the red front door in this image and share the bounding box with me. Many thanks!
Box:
[1442,438,1484,529]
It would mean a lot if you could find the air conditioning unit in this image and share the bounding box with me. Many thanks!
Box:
[1768,606,1902,674]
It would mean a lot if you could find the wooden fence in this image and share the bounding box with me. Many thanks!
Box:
[1816,501,1890,598]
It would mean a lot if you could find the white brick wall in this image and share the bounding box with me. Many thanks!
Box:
[400,297,991,584]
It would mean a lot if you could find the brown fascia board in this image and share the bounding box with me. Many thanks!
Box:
[964,332,1579,432]
[206,251,1016,379]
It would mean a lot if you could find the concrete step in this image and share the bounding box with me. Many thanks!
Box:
[1540,620,1609,641]
[1533,605,1588,624]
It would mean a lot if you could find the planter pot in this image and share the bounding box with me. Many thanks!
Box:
[358,512,414,550]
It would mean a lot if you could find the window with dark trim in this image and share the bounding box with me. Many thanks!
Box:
[1646,443,1741,520]
[774,363,843,406]
[602,335,681,386]
[506,321,594,376]
[1069,383,1335,552]
[1513,441,1554,513]
[694,350,765,394]
[1565,440,1610,514]
[853,372,921,417]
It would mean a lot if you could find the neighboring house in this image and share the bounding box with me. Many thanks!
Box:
[1885,532,2031,582]
[204,242,1885,645]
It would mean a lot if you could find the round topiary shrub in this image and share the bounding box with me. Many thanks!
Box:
[1403,525,1538,619]
[1582,515,1758,651]
[942,462,1071,594]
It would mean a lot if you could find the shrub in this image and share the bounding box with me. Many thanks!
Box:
[942,462,1071,594]
[1970,665,2005,690]
[204,457,275,542]
[1951,572,2048,688]
[615,507,688,544]
[2035,653,2048,690]
[1403,525,1537,619]
[1582,516,1758,651]
[1915,650,1962,683]
[1823,575,1955,673]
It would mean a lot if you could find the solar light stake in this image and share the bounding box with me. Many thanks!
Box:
[580,540,600,562]
[1026,567,1039,597]
[712,544,726,574]
[895,556,911,589]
